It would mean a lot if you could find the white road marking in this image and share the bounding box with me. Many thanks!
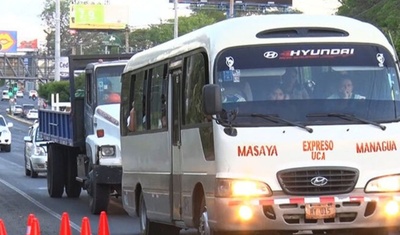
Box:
[0,178,81,231]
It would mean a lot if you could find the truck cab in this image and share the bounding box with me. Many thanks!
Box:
[39,54,132,214]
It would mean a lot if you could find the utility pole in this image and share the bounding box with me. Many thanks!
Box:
[55,0,61,81]
[125,25,130,53]
[174,0,178,38]
[229,0,234,18]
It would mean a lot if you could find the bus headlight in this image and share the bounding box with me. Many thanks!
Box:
[365,175,400,192]
[216,179,271,197]
[99,145,116,158]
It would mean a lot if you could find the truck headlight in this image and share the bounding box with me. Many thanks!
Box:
[99,145,116,158]
[365,175,400,192]
[216,179,272,197]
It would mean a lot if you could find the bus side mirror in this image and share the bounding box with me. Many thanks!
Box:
[203,84,222,115]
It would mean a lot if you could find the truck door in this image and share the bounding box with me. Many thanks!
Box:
[170,65,183,221]
[84,70,96,136]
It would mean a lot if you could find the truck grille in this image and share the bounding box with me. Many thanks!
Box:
[277,167,359,195]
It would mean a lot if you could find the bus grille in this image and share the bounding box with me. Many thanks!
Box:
[277,167,359,195]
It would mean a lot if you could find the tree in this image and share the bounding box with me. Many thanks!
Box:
[337,0,400,53]
[40,0,113,56]
[129,10,225,51]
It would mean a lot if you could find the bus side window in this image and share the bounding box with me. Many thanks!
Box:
[128,70,147,132]
[149,64,167,130]
[184,53,208,125]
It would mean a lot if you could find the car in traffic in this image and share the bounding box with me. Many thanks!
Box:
[29,90,38,99]
[24,121,47,178]
[1,90,9,101]
[6,104,23,115]
[14,104,23,115]
[26,109,38,120]
[0,115,13,152]
[21,104,35,118]
[16,90,24,98]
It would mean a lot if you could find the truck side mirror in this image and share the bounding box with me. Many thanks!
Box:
[203,84,222,115]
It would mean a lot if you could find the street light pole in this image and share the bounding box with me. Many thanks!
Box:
[55,0,61,81]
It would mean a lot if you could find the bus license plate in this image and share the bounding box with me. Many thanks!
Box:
[305,203,336,219]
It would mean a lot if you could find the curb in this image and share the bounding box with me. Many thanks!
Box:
[6,114,34,125]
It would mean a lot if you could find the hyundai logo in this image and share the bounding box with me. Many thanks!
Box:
[263,51,278,59]
[310,176,328,186]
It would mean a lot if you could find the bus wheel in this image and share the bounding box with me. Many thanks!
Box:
[47,144,65,198]
[89,182,110,214]
[139,192,147,234]
[198,197,211,235]
[139,192,180,235]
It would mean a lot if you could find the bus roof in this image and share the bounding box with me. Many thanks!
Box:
[124,14,394,73]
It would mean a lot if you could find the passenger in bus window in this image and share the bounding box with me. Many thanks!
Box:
[282,68,309,99]
[127,101,136,132]
[222,82,247,103]
[328,77,366,99]
[269,85,289,100]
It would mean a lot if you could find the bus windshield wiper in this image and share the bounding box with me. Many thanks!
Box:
[251,113,313,133]
[307,112,386,131]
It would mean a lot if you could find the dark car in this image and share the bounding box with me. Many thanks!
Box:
[21,104,35,118]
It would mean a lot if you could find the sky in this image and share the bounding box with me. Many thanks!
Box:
[0,0,341,45]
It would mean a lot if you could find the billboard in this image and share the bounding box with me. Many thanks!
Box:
[0,31,18,53]
[170,0,292,5]
[69,4,129,30]
[18,39,38,51]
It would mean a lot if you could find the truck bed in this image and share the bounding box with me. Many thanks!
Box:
[39,98,84,147]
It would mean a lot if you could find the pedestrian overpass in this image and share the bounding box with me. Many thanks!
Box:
[0,53,55,83]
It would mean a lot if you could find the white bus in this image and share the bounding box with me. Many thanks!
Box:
[120,14,400,235]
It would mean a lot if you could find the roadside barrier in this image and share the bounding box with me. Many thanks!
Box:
[0,211,110,235]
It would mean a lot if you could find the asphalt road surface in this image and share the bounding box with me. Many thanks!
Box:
[0,92,138,234]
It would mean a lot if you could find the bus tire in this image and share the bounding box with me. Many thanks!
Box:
[139,192,179,235]
[65,149,81,198]
[47,144,65,198]
[89,182,110,214]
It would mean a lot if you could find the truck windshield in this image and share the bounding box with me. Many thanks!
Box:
[96,65,125,105]
[216,43,400,126]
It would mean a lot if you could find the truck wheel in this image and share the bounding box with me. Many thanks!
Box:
[65,149,81,198]
[89,182,110,214]
[47,144,65,197]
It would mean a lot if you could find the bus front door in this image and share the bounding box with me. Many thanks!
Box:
[170,68,183,221]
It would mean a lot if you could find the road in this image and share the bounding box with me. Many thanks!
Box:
[0,93,137,234]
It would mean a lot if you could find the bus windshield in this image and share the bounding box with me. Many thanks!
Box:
[96,65,125,105]
[216,43,400,126]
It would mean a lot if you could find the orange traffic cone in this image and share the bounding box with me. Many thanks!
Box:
[98,211,110,235]
[26,214,35,235]
[0,219,7,235]
[59,212,71,235]
[80,217,92,235]
[30,217,40,235]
